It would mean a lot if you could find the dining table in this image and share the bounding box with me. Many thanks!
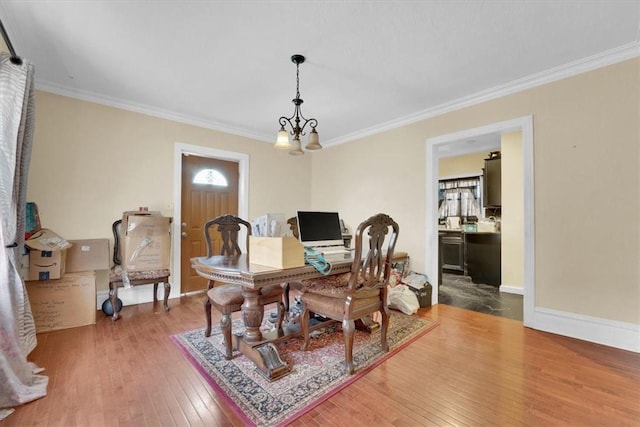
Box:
[191,252,355,380]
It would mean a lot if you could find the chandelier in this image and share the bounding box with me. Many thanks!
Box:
[275,54,321,155]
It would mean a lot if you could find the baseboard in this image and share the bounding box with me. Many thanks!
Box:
[499,284,523,295]
[533,307,640,353]
[96,284,178,310]
[96,290,108,309]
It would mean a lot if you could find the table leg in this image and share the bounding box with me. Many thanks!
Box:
[234,286,291,380]
[241,288,263,342]
[235,339,291,381]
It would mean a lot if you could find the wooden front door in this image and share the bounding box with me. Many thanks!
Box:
[180,154,239,293]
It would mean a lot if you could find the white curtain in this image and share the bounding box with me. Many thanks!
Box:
[438,188,480,218]
[0,52,48,419]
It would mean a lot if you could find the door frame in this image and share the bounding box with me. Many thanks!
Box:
[425,115,535,326]
[172,142,249,294]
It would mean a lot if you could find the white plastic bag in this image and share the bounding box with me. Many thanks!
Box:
[387,284,420,315]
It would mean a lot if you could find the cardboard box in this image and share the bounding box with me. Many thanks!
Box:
[25,228,72,281]
[121,213,171,272]
[27,249,67,281]
[27,271,97,332]
[66,239,110,272]
[249,236,305,269]
[19,254,29,280]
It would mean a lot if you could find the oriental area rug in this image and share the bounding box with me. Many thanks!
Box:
[171,311,438,427]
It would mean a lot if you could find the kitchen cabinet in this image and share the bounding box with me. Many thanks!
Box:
[439,230,465,274]
[483,152,501,208]
[465,232,501,286]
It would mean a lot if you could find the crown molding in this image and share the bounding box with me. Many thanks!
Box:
[33,80,274,143]
[324,41,640,147]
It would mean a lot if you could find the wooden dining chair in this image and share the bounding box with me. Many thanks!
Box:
[203,214,285,359]
[298,213,399,374]
[108,219,171,321]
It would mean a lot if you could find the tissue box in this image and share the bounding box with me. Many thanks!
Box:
[249,236,305,269]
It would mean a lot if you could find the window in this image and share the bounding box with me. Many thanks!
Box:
[193,169,228,186]
[438,176,481,219]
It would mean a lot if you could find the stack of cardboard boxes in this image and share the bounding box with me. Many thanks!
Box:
[22,207,172,331]
[24,229,109,333]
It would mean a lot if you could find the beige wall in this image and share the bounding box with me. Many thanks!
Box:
[28,91,312,290]
[312,59,639,325]
[501,131,524,289]
[439,152,485,178]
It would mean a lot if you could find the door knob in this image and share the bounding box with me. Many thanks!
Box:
[181,232,187,238]
[181,222,187,228]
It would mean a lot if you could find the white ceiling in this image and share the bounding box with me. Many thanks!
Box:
[1,1,639,147]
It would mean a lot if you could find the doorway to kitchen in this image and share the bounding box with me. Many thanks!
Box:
[425,116,534,326]
[437,153,522,321]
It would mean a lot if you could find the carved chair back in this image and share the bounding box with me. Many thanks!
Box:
[287,216,299,239]
[203,214,251,257]
[348,213,399,295]
[112,219,123,265]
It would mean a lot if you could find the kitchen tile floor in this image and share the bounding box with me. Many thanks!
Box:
[439,273,523,321]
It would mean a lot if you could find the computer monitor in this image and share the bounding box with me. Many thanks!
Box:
[296,211,344,247]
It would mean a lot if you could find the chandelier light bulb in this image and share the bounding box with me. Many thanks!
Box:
[289,136,304,155]
[275,126,291,149]
[305,128,321,150]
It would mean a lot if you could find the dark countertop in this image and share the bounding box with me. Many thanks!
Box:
[438,227,500,234]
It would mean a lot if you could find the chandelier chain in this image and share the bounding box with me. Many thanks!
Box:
[296,61,300,100]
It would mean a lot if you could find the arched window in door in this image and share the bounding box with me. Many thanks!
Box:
[193,169,228,186]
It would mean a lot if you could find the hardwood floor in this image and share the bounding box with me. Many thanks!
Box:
[2,293,639,426]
